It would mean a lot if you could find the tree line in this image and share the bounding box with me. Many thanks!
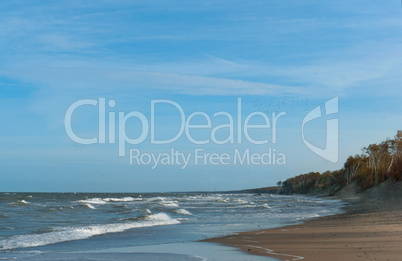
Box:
[278,130,402,195]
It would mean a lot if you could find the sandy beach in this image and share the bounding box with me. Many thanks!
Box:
[204,179,402,261]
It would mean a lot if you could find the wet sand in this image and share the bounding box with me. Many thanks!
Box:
[204,179,402,261]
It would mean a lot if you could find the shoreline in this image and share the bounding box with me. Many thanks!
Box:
[203,179,402,260]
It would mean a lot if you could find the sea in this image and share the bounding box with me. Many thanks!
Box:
[0,192,345,261]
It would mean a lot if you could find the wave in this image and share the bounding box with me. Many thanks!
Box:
[82,203,96,209]
[75,197,142,206]
[0,213,179,250]
[103,197,142,202]
[120,211,167,222]
[46,207,65,212]
[8,200,30,206]
[76,198,107,205]
[175,209,193,216]
[147,196,166,202]
[261,203,272,209]
[233,199,248,204]
[159,201,179,207]
[294,213,320,221]
[148,197,179,207]
[38,206,75,213]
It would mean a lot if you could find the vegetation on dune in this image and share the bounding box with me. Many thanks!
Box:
[279,130,402,195]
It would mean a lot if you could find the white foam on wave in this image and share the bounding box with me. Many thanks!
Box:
[148,196,166,202]
[160,201,179,207]
[175,209,193,216]
[0,213,179,250]
[76,197,142,206]
[83,204,96,209]
[76,198,107,205]
[8,200,30,206]
[240,204,259,208]
[293,213,320,221]
[148,197,179,207]
[261,203,272,209]
[233,199,248,204]
[184,194,228,203]
[103,197,142,202]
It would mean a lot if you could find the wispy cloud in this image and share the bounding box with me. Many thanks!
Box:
[2,65,304,96]
[1,0,402,98]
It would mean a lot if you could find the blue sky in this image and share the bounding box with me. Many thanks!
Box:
[1,0,402,192]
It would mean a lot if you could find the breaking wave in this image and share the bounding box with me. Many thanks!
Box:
[0,213,179,250]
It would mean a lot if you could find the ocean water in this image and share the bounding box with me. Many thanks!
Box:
[0,192,345,260]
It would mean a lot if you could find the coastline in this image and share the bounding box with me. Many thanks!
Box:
[203,179,402,261]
